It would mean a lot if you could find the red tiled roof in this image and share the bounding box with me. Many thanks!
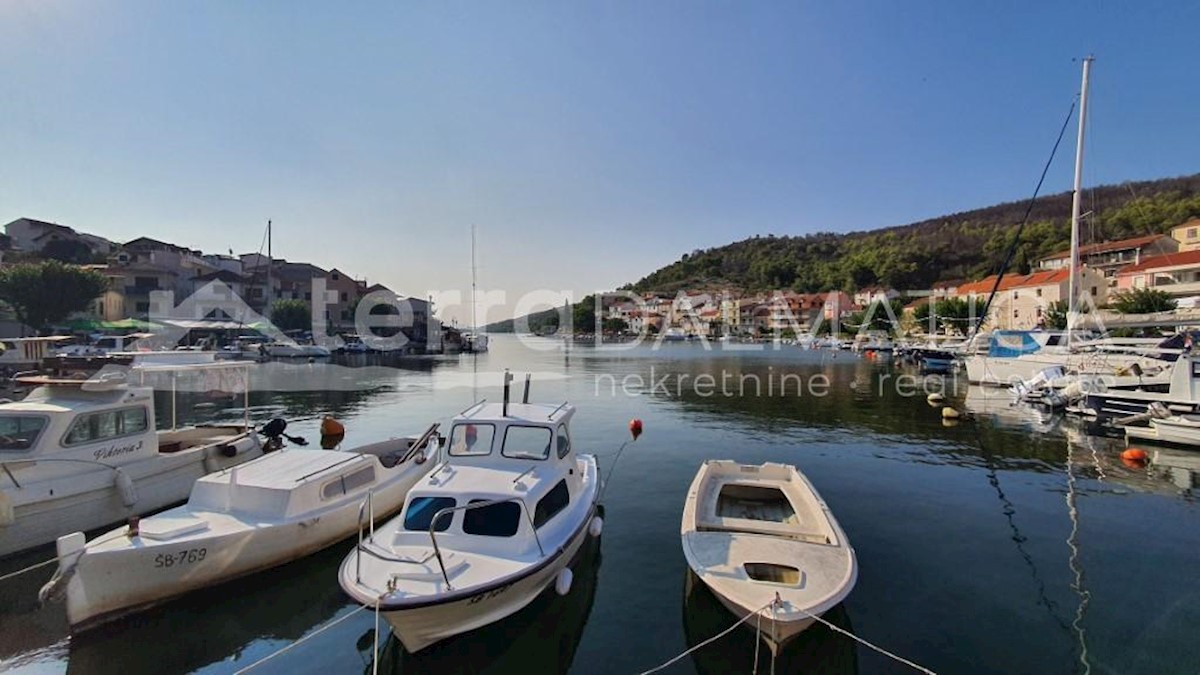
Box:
[1117,249,1200,275]
[1041,234,1167,261]
[957,269,1071,295]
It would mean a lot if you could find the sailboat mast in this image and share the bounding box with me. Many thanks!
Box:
[266,219,274,312]
[1066,57,1093,347]
[471,225,478,333]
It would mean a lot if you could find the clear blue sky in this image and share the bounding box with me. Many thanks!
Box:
[2,1,1197,325]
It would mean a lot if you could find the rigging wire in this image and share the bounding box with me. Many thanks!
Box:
[970,97,1079,340]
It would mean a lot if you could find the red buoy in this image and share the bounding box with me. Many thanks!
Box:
[320,415,345,437]
[629,419,643,440]
[1121,448,1148,464]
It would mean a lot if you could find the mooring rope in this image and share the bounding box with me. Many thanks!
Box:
[0,556,56,582]
[637,600,778,675]
[790,604,937,675]
[233,604,369,674]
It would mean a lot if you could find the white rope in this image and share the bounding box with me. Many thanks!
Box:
[372,598,380,675]
[638,601,776,675]
[792,605,937,675]
[233,604,368,674]
[0,556,56,582]
[752,608,762,674]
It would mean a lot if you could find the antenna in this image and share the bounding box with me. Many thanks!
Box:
[522,373,531,403]
[502,369,513,416]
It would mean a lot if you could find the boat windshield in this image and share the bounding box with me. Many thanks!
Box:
[502,425,551,460]
[0,415,48,452]
[448,423,494,457]
[404,497,457,532]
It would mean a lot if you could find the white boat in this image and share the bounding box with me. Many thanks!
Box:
[0,373,262,558]
[338,388,601,653]
[44,424,443,631]
[266,342,332,358]
[1124,413,1200,448]
[680,460,857,654]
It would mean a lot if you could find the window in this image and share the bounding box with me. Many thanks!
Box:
[1012,290,1018,299]
[340,292,348,302]
[463,499,520,537]
[404,497,456,532]
[332,272,340,281]
[63,407,149,446]
[449,423,494,456]
[1035,288,1042,297]
[556,425,571,459]
[502,425,552,460]
[1090,286,1097,297]
[534,480,570,528]
[320,465,377,500]
[0,415,48,451]
[1190,228,1197,239]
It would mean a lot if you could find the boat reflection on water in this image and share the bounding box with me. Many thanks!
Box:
[961,385,1062,434]
[366,531,602,675]
[682,569,857,675]
[65,540,357,674]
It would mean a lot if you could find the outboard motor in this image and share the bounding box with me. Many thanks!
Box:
[259,417,307,451]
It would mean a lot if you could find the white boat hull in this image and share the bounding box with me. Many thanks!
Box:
[681,461,857,653]
[0,433,261,558]
[379,505,596,653]
[58,441,434,629]
[965,352,1159,387]
[1125,417,1200,448]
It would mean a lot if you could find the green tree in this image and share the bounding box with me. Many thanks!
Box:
[271,299,312,332]
[913,296,987,334]
[571,295,597,333]
[1110,288,1177,314]
[1044,300,1069,330]
[602,317,628,333]
[0,260,110,333]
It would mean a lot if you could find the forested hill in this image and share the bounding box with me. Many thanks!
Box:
[627,173,1200,294]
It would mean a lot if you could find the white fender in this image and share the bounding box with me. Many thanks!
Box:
[588,516,603,538]
[113,468,138,507]
[555,568,573,596]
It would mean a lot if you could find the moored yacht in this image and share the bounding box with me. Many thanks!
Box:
[338,380,601,653]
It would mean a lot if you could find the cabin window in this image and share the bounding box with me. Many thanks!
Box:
[404,496,457,532]
[534,479,570,528]
[462,499,520,537]
[63,407,149,446]
[448,423,494,457]
[0,415,48,451]
[320,465,376,500]
[556,425,571,459]
[501,425,552,460]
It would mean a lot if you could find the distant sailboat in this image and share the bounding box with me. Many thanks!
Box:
[463,226,489,354]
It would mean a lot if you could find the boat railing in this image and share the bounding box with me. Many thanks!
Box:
[427,497,544,590]
[355,491,377,582]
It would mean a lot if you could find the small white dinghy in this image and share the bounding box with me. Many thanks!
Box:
[681,460,857,653]
[43,425,442,631]
[339,380,601,654]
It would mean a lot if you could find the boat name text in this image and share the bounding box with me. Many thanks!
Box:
[154,547,207,568]
[468,583,512,604]
[94,440,143,461]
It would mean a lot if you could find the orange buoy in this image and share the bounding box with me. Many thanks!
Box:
[629,419,643,440]
[1121,448,1148,464]
[320,415,345,437]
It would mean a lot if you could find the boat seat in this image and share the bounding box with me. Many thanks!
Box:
[698,514,830,543]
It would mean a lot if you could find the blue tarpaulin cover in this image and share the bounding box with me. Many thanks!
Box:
[988,331,1042,358]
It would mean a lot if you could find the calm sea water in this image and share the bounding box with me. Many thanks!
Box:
[2,335,1198,674]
